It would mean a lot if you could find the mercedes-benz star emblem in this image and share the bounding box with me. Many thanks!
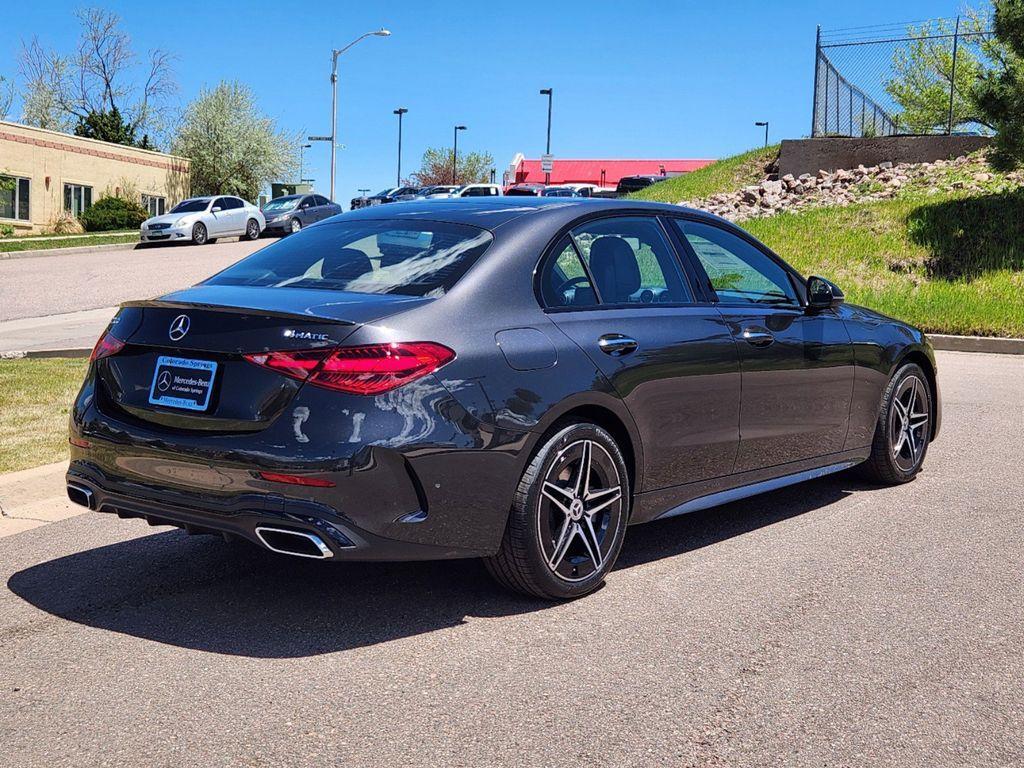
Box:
[157,371,172,392]
[168,314,190,341]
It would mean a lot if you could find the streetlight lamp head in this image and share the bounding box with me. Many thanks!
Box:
[755,121,768,126]
[375,28,391,37]
[394,107,408,115]
[455,125,466,131]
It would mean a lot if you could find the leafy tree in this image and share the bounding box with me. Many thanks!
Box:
[73,106,152,148]
[172,81,298,201]
[974,0,1024,168]
[18,8,175,145]
[409,147,495,186]
[885,11,1003,132]
[0,75,13,120]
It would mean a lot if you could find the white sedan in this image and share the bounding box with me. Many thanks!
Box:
[140,195,265,245]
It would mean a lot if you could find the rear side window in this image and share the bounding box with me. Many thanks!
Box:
[205,220,492,297]
[541,236,599,308]
[314,195,331,206]
[673,220,798,306]
[569,217,692,305]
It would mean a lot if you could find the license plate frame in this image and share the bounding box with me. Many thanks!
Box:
[148,356,218,412]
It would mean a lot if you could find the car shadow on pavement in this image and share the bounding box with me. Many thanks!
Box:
[7,474,866,658]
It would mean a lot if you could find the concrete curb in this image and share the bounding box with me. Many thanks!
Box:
[0,241,141,260]
[0,348,92,360]
[929,334,1024,355]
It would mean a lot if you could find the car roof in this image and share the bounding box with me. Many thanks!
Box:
[334,196,705,230]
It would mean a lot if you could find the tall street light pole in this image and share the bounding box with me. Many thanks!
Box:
[394,108,408,187]
[299,143,311,184]
[452,125,466,184]
[330,28,391,202]
[539,88,553,185]
[755,120,769,148]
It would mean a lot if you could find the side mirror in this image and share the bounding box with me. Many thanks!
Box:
[806,275,844,310]
[211,206,222,213]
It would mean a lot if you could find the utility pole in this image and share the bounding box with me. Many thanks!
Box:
[329,29,391,201]
[394,108,408,186]
[540,88,553,185]
[452,125,466,184]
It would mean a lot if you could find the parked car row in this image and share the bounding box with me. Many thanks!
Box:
[140,192,345,245]
[350,183,503,209]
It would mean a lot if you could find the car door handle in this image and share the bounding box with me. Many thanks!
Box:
[740,328,775,347]
[598,334,639,356]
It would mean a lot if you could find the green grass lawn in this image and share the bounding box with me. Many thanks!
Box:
[0,358,86,473]
[627,145,780,203]
[743,190,1024,338]
[0,231,138,253]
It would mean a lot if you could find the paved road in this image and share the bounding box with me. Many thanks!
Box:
[0,351,1021,767]
[0,238,267,322]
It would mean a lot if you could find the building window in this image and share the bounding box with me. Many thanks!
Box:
[142,194,166,217]
[0,176,31,221]
[64,183,93,218]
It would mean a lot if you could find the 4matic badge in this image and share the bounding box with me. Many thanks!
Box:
[283,329,331,342]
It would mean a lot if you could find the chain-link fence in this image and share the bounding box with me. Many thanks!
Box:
[812,17,995,138]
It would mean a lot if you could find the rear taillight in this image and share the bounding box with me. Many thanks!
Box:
[244,342,455,395]
[90,331,125,362]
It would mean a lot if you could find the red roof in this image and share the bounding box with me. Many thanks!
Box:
[511,157,714,187]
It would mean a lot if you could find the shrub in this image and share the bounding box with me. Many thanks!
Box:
[48,212,84,235]
[0,223,14,238]
[79,195,148,232]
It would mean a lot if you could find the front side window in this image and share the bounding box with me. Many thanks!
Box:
[673,220,798,306]
[63,183,92,217]
[0,176,30,221]
[206,219,492,297]
[569,217,692,305]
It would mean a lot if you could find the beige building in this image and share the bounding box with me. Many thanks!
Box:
[0,120,190,234]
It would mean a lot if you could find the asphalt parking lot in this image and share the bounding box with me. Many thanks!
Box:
[0,350,1021,767]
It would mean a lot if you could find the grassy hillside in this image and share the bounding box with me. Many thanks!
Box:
[627,145,779,203]
[633,146,1023,337]
[745,193,1024,337]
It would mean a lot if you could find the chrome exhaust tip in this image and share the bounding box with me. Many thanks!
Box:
[254,526,334,559]
[66,483,95,510]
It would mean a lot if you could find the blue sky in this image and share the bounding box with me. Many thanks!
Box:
[1,0,966,204]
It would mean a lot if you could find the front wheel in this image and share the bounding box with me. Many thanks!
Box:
[289,218,302,235]
[485,422,630,600]
[243,218,260,241]
[191,222,208,245]
[859,362,933,484]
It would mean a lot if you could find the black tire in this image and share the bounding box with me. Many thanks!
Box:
[485,421,630,600]
[191,222,208,245]
[243,218,260,241]
[858,362,933,485]
[289,218,302,235]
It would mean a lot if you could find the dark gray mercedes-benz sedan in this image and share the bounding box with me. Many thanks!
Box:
[67,198,940,599]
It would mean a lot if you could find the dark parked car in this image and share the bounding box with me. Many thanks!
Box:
[261,194,341,235]
[68,198,940,599]
[350,186,421,210]
[615,174,678,195]
[505,183,546,196]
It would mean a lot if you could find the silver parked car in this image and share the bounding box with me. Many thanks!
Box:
[261,194,342,236]
[140,196,265,245]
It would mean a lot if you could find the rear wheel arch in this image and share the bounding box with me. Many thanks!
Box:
[527,400,642,499]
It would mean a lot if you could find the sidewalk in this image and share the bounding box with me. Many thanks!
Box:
[0,306,115,356]
[0,461,83,539]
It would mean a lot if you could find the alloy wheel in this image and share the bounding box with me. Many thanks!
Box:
[290,219,301,234]
[537,439,624,583]
[193,223,207,245]
[889,375,930,472]
[247,220,259,240]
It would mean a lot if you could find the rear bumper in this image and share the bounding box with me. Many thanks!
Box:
[66,460,488,561]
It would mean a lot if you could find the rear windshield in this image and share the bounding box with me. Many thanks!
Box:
[204,219,492,297]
